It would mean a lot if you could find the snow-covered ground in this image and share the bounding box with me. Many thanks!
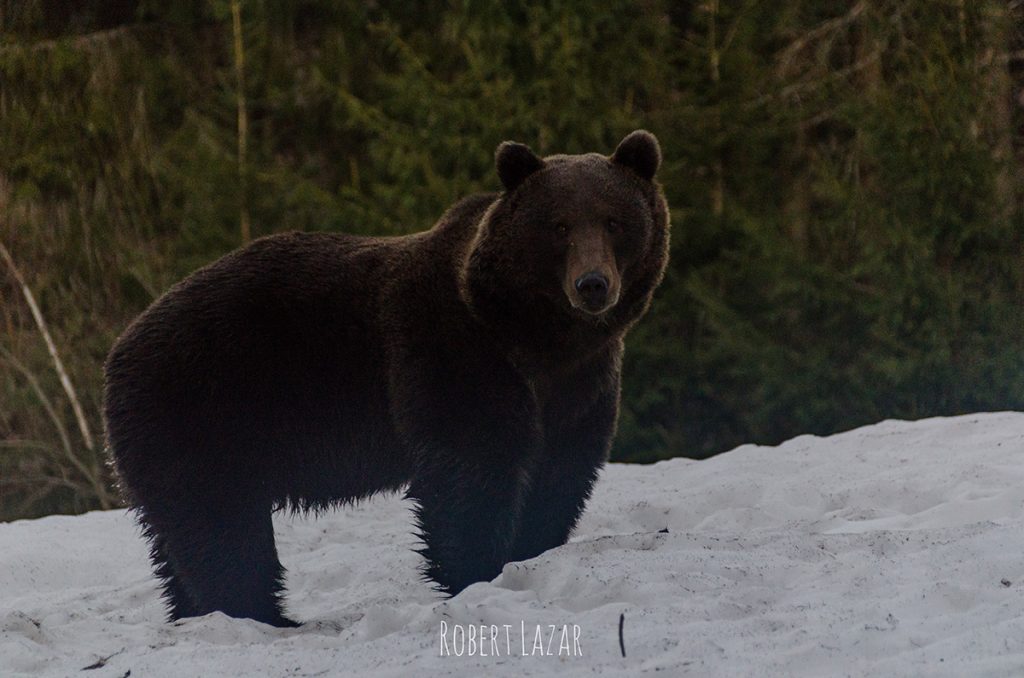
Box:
[3,413,1024,677]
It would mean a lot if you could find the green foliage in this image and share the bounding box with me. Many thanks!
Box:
[2,1,1024,517]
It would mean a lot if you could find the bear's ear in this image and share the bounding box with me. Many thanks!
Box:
[611,130,661,181]
[495,141,545,192]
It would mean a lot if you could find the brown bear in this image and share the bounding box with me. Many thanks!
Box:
[104,130,670,627]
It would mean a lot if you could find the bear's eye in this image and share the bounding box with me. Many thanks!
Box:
[555,223,569,236]
[607,219,623,235]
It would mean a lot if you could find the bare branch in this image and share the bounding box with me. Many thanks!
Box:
[748,48,884,110]
[0,345,76,463]
[777,1,869,77]
[720,0,764,57]
[0,440,56,451]
[0,25,145,56]
[0,345,114,508]
[0,240,96,452]
[994,50,1024,64]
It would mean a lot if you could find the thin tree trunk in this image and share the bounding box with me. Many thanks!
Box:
[786,121,809,250]
[852,5,881,253]
[231,0,251,245]
[709,0,724,218]
[957,0,967,52]
[980,2,1015,222]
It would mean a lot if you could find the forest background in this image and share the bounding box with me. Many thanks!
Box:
[3,0,1024,520]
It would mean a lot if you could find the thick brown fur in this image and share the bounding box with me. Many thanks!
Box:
[104,131,670,627]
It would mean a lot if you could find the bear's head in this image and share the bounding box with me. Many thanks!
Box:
[462,130,670,351]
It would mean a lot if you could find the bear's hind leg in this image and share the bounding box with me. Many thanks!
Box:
[156,504,298,627]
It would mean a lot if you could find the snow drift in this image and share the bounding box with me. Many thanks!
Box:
[2,413,1024,676]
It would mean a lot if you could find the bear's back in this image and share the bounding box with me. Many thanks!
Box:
[107,231,393,384]
[104,231,410,496]
[104,195,502,505]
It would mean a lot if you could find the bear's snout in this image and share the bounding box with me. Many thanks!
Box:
[575,272,610,312]
[562,221,620,316]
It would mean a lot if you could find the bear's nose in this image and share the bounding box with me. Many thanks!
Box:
[575,272,609,311]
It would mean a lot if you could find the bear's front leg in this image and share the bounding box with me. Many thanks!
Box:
[391,343,542,596]
[406,444,536,595]
[508,374,619,564]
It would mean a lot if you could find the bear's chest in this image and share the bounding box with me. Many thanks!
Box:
[508,346,618,425]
